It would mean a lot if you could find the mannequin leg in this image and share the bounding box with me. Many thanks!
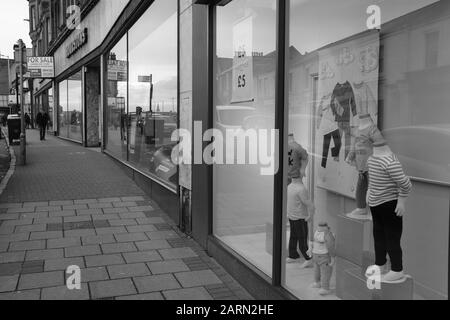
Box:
[356,172,369,209]
[288,219,301,260]
[322,133,332,168]
[371,205,388,267]
[298,220,311,261]
[313,257,321,286]
[383,201,404,272]
[321,263,333,291]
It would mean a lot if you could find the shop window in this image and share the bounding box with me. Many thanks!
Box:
[105,0,178,190]
[58,71,83,142]
[284,0,447,301]
[128,0,178,188]
[213,0,277,278]
[106,36,128,161]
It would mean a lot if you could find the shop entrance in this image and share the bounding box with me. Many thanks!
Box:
[85,59,101,147]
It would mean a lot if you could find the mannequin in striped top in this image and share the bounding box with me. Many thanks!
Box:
[365,140,412,284]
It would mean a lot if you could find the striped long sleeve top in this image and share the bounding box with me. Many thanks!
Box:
[368,154,413,207]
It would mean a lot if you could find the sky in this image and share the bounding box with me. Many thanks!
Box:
[0,1,31,59]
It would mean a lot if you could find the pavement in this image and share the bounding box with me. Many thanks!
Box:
[0,130,253,300]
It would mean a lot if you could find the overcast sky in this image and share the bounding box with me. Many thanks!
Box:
[0,1,31,58]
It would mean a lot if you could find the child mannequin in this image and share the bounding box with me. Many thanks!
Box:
[310,222,336,296]
[287,177,315,269]
[346,114,385,220]
[365,140,412,283]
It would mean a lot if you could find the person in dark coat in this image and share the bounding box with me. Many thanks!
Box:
[36,110,50,141]
[25,113,31,129]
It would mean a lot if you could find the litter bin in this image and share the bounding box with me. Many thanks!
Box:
[7,115,21,144]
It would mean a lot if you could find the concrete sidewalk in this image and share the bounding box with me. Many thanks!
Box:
[0,130,252,300]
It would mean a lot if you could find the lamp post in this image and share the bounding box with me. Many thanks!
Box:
[14,40,26,165]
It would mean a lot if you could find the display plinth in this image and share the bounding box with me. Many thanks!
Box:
[336,215,414,300]
[336,214,373,266]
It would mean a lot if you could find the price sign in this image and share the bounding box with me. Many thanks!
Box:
[231,16,254,104]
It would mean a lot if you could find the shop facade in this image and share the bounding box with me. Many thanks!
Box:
[29,0,449,300]
[184,0,450,300]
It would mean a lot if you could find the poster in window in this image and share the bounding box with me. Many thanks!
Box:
[316,30,380,198]
[231,16,254,104]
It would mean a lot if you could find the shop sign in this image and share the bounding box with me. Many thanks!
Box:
[231,16,254,104]
[27,56,55,78]
[66,28,88,58]
[108,60,128,82]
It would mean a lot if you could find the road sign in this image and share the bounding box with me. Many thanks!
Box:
[27,57,55,78]
[138,75,152,83]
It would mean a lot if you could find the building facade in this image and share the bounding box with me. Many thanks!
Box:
[27,0,449,300]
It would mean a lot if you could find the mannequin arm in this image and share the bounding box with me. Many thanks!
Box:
[396,197,408,217]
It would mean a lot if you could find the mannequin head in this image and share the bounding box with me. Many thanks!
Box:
[317,222,331,233]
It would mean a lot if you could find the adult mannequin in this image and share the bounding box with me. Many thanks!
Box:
[365,140,412,283]
[346,114,385,220]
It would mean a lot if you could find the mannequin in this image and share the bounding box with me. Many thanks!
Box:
[309,222,336,296]
[346,114,385,220]
[287,177,315,269]
[288,134,309,182]
[365,140,412,283]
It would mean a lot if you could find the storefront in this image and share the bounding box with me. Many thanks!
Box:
[30,0,449,300]
[185,0,450,300]
[32,0,180,221]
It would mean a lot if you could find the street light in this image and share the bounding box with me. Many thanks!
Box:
[14,40,27,165]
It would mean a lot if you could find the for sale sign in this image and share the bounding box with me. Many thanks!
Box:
[27,57,55,79]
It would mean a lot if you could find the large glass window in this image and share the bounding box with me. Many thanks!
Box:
[213,0,277,277]
[105,0,178,190]
[283,0,448,301]
[58,71,83,142]
[106,37,128,160]
[128,0,178,187]
[58,80,68,137]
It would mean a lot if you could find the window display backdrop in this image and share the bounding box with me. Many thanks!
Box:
[316,31,380,198]
[105,0,179,190]
[213,0,277,278]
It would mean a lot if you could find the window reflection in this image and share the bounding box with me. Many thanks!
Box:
[106,37,128,160]
[214,0,277,278]
[105,0,178,189]
[128,0,178,187]
[58,71,83,142]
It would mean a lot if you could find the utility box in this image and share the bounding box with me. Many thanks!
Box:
[7,115,21,144]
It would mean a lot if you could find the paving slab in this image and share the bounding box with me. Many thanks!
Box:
[18,271,64,290]
[90,279,137,299]
[107,263,151,279]
[163,287,213,301]
[134,274,181,293]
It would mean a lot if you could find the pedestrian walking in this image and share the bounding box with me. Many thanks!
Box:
[25,113,31,129]
[36,110,50,141]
